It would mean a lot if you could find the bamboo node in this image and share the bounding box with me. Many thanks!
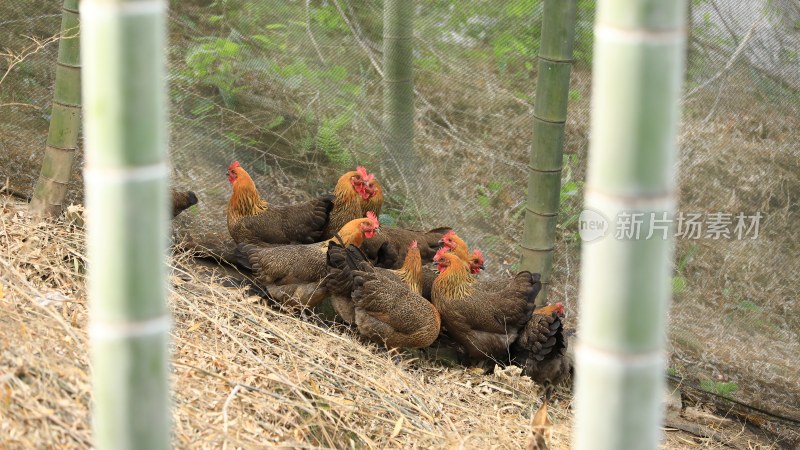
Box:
[83,162,170,183]
[519,244,555,253]
[523,206,558,218]
[537,55,574,65]
[36,174,70,186]
[56,61,82,70]
[531,114,566,125]
[526,164,563,174]
[45,144,78,153]
[594,22,687,45]
[79,0,167,18]
[575,341,664,366]
[90,315,171,340]
[52,99,81,109]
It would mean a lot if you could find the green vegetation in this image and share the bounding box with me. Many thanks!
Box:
[672,245,696,296]
[558,154,585,238]
[700,379,739,398]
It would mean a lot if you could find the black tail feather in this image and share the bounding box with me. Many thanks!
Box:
[234,243,258,271]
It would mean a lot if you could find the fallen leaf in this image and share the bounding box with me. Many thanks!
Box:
[1,383,11,409]
[390,416,404,439]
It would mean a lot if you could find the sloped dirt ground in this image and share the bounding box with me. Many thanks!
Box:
[0,195,791,449]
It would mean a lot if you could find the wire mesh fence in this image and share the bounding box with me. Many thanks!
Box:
[1,0,798,443]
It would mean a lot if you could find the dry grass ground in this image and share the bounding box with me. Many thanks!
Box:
[0,195,787,449]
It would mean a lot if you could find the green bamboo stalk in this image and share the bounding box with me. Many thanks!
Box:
[573,1,687,449]
[519,0,578,306]
[382,0,414,163]
[81,0,171,449]
[30,0,81,217]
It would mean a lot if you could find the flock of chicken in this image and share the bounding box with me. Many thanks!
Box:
[177,161,572,388]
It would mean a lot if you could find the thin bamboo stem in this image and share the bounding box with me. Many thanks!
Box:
[81,0,171,448]
[382,0,415,165]
[30,0,81,217]
[520,0,578,305]
[573,1,687,449]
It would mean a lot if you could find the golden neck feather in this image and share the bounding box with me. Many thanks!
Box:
[432,260,475,305]
[228,175,268,222]
[395,249,422,294]
[326,221,367,248]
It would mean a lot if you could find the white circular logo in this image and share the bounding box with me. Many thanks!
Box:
[578,209,609,242]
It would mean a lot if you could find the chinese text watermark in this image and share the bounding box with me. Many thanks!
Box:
[579,211,763,242]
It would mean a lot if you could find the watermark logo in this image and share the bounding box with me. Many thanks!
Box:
[578,210,763,242]
[578,208,609,242]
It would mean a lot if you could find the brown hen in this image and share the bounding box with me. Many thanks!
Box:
[359,225,451,269]
[511,303,571,387]
[227,161,333,244]
[431,250,541,371]
[239,213,379,309]
[327,241,440,349]
[171,189,198,218]
[440,231,484,275]
[326,239,422,323]
[321,166,383,239]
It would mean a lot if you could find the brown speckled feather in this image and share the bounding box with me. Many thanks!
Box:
[229,194,334,244]
[172,189,198,218]
[432,253,540,365]
[326,242,440,347]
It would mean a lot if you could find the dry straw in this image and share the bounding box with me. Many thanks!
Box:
[0,195,784,449]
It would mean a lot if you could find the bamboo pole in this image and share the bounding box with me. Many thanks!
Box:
[30,0,81,217]
[81,0,171,449]
[382,0,415,164]
[519,0,578,306]
[573,1,687,449]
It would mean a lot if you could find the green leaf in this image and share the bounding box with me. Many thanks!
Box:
[190,99,215,116]
[267,115,285,130]
[378,214,397,227]
[671,276,687,295]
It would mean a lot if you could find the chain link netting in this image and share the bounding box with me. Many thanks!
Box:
[1,0,798,442]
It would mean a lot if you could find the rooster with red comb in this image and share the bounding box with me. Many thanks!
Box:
[227,160,334,244]
[321,166,384,239]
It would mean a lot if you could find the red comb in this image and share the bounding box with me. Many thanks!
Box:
[472,249,484,262]
[434,247,449,261]
[366,211,379,227]
[442,230,455,239]
[229,161,241,170]
[356,166,374,182]
[410,240,418,249]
